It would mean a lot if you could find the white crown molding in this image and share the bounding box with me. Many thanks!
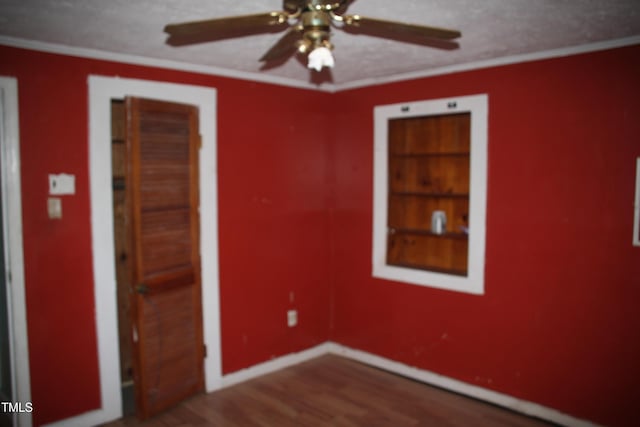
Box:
[0,36,334,93]
[2,35,639,93]
[333,36,640,91]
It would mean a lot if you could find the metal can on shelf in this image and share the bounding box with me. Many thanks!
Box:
[431,210,447,235]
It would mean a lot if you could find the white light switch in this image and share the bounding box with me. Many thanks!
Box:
[287,309,298,327]
[48,197,62,219]
[49,173,75,195]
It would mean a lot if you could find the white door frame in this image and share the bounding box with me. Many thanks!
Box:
[45,76,222,427]
[0,76,32,427]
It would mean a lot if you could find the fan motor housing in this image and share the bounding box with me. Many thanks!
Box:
[302,10,331,30]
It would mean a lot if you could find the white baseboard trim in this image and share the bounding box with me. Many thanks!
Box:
[44,341,600,427]
[39,344,331,427]
[326,343,598,427]
[217,341,599,426]
[220,343,333,389]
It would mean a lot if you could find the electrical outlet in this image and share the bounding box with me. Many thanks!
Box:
[287,309,297,327]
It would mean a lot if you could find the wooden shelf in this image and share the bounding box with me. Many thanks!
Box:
[390,228,468,239]
[390,191,469,199]
[387,261,468,277]
[390,151,470,158]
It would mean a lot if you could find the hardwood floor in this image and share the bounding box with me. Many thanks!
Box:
[102,355,556,427]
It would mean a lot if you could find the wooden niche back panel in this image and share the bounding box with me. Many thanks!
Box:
[386,113,471,276]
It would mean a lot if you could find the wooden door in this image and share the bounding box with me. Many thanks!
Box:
[125,97,204,419]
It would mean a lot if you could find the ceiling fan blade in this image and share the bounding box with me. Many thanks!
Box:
[283,0,306,14]
[342,15,461,40]
[164,12,288,45]
[260,26,304,62]
[333,0,355,15]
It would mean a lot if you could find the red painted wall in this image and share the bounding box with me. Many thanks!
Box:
[2,43,639,426]
[0,45,333,425]
[217,78,334,373]
[329,45,640,427]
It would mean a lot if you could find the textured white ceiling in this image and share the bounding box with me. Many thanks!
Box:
[1,0,639,89]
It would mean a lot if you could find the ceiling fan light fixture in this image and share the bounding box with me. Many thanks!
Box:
[164,0,461,72]
[307,46,334,71]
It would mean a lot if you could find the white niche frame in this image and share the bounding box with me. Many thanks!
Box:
[372,94,488,295]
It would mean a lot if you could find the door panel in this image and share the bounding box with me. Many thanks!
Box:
[125,97,203,419]
[140,209,192,273]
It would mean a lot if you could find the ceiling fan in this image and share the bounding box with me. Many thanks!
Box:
[164,0,461,72]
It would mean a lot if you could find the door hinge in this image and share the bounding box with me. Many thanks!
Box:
[198,134,202,150]
[203,344,207,358]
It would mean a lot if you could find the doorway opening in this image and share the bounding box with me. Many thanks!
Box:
[87,76,221,426]
[110,99,135,416]
[0,76,30,427]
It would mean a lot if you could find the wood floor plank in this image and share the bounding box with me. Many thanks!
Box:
[101,354,555,427]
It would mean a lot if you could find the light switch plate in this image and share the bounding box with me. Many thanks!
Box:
[287,310,297,327]
[49,173,75,195]
[48,197,62,219]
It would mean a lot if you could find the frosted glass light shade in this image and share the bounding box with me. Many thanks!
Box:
[307,47,335,71]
